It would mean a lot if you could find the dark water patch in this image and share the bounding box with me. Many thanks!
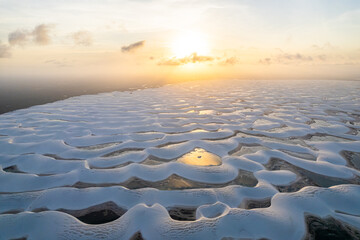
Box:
[76,209,120,224]
[309,135,354,142]
[155,141,187,148]
[349,113,360,122]
[90,161,132,169]
[32,207,49,213]
[203,131,237,142]
[235,131,317,151]
[43,154,83,160]
[222,238,269,240]
[280,149,316,161]
[240,198,271,209]
[346,127,359,135]
[130,231,145,240]
[134,155,171,164]
[3,165,26,174]
[230,143,268,156]
[8,203,125,225]
[306,120,316,125]
[231,170,258,187]
[324,109,349,116]
[266,158,359,192]
[266,124,289,133]
[59,201,126,224]
[121,174,195,190]
[303,133,354,142]
[102,148,144,157]
[2,210,23,214]
[71,170,258,190]
[235,130,274,139]
[228,143,246,155]
[341,150,360,170]
[75,142,121,150]
[168,207,197,221]
[305,215,360,240]
[140,158,164,165]
[335,210,360,217]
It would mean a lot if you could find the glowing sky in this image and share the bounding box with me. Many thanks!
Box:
[0,0,360,83]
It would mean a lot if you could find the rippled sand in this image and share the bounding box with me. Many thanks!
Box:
[0,79,360,239]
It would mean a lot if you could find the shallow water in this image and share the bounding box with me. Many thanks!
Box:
[177,148,222,166]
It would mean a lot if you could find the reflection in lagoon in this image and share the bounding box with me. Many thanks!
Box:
[177,148,222,166]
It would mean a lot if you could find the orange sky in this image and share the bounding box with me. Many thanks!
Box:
[1,0,360,84]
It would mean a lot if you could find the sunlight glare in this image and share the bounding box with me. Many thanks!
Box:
[172,31,209,58]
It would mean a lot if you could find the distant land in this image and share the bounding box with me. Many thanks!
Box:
[0,79,163,115]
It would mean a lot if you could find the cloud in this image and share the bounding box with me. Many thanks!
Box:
[278,53,313,62]
[7,24,53,47]
[0,41,11,58]
[121,40,145,53]
[220,56,238,65]
[191,54,214,62]
[158,54,240,66]
[44,59,71,68]
[259,57,272,65]
[71,31,93,46]
[158,53,214,66]
[317,54,327,61]
[32,24,53,45]
[311,42,338,51]
[259,52,318,65]
[8,30,28,46]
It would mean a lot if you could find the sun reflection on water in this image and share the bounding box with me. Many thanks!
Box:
[177,148,222,166]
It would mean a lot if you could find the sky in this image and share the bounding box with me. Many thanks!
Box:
[0,0,360,84]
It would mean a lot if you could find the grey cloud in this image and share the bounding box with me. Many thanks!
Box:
[158,53,214,66]
[71,31,93,46]
[121,40,145,53]
[278,53,313,62]
[311,42,338,51]
[32,24,53,45]
[44,58,71,68]
[259,53,348,65]
[259,58,272,65]
[8,30,28,46]
[259,52,318,65]
[317,54,327,61]
[7,24,53,47]
[0,41,11,58]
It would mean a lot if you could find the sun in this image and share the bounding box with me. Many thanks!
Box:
[171,31,209,58]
